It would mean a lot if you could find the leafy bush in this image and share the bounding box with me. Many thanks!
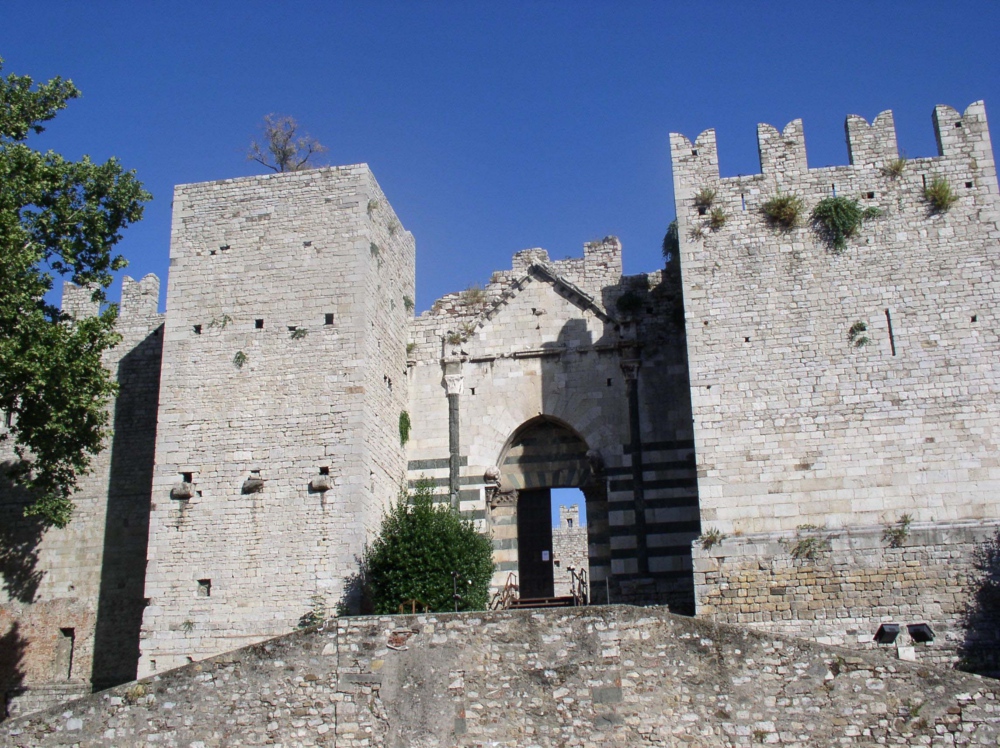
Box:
[924,177,959,213]
[812,197,881,252]
[398,410,411,446]
[362,481,494,613]
[761,192,804,229]
[699,527,726,550]
[709,207,727,230]
[848,321,870,348]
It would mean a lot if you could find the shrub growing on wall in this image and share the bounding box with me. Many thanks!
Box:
[362,481,494,614]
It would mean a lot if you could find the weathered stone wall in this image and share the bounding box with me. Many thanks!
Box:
[139,166,414,677]
[6,605,1000,746]
[1,275,163,718]
[405,239,698,608]
[693,520,1000,676]
[671,102,1000,534]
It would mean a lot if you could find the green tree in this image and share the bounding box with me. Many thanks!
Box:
[0,58,150,528]
[362,481,494,613]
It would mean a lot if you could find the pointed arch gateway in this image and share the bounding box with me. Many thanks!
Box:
[490,416,609,602]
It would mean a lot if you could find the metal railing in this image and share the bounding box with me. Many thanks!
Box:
[489,573,519,610]
[569,566,589,606]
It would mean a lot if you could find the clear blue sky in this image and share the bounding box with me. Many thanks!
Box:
[4,2,999,313]
[6,2,996,528]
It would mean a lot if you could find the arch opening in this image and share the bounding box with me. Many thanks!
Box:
[492,416,608,603]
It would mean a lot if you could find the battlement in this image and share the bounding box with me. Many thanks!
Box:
[670,101,994,194]
[60,274,162,325]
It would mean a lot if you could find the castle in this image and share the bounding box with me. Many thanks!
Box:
[1,101,998,719]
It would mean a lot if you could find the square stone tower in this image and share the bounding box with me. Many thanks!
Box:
[139,166,414,675]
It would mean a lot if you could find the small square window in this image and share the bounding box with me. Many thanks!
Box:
[255,319,264,329]
[325,313,334,325]
[197,579,211,597]
[181,472,193,483]
[193,325,202,335]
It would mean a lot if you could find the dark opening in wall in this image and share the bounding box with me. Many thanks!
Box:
[697,206,707,216]
[972,315,978,323]
[255,319,264,329]
[319,466,329,476]
[744,336,750,343]
[220,244,230,251]
[181,472,192,483]
[58,628,75,679]
[691,149,698,156]
[325,313,334,325]
[866,191,875,199]
[607,379,612,387]
[955,121,963,128]
[966,181,974,188]
[922,174,927,188]
[209,249,217,256]
[741,193,746,211]
[303,240,312,247]
[193,325,202,335]
[197,579,211,597]
[885,309,896,356]
[4,410,11,427]
[470,388,475,395]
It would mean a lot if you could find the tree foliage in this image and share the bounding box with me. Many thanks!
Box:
[362,482,494,614]
[247,114,327,173]
[0,57,150,528]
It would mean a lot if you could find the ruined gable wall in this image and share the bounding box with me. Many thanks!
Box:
[406,240,699,608]
[672,102,1000,534]
[1,276,163,717]
[139,166,412,677]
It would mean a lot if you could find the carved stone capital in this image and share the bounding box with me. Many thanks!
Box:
[620,359,641,381]
[443,374,464,396]
[487,487,518,510]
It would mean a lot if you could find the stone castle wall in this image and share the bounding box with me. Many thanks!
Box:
[1,276,163,718]
[138,166,414,676]
[6,605,1000,747]
[671,101,1000,534]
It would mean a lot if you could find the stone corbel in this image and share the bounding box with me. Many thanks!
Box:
[242,470,264,494]
[170,482,194,500]
[483,466,518,509]
[620,359,641,382]
[309,475,333,492]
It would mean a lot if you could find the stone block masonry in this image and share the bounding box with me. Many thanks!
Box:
[139,166,414,677]
[671,102,1000,534]
[6,604,1000,746]
[1,275,164,718]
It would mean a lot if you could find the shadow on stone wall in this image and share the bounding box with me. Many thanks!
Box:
[0,622,27,721]
[91,328,161,692]
[959,529,1000,678]
[0,464,45,605]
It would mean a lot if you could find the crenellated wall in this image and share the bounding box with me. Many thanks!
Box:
[671,101,1000,534]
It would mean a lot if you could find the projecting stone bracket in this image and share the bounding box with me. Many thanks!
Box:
[242,471,265,494]
[170,482,194,500]
[309,475,333,492]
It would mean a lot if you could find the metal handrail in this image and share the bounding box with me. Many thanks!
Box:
[489,572,519,610]
[569,567,588,606]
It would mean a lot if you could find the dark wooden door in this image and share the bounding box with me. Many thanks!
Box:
[517,488,554,598]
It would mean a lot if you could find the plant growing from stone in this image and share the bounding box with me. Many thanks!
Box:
[662,219,679,264]
[882,157,907,179]
[709,207,727,230]
[924,177,959,213]
[388,217,401,236]
[233,350,248,369]
[811,197,881,252]
[699,527,726,550]
[848,321,870,348]
[406,342,416,357]
[460,284,487,308]
[403,295,414,313]
[761,192,804,229]
[360,480,494,614]
[398,410,411,446]
[882,513,912,548]
[789,525,830,560]
[693,186,716,210]
[208,313,232,330]
[247,114,327,173]
[367,198,379,215]
[290,327,308,339]
[615,290,644,317]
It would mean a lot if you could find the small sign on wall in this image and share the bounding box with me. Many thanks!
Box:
[542,551,550,561]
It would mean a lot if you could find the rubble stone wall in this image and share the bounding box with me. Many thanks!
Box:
[6,605,1000,747]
